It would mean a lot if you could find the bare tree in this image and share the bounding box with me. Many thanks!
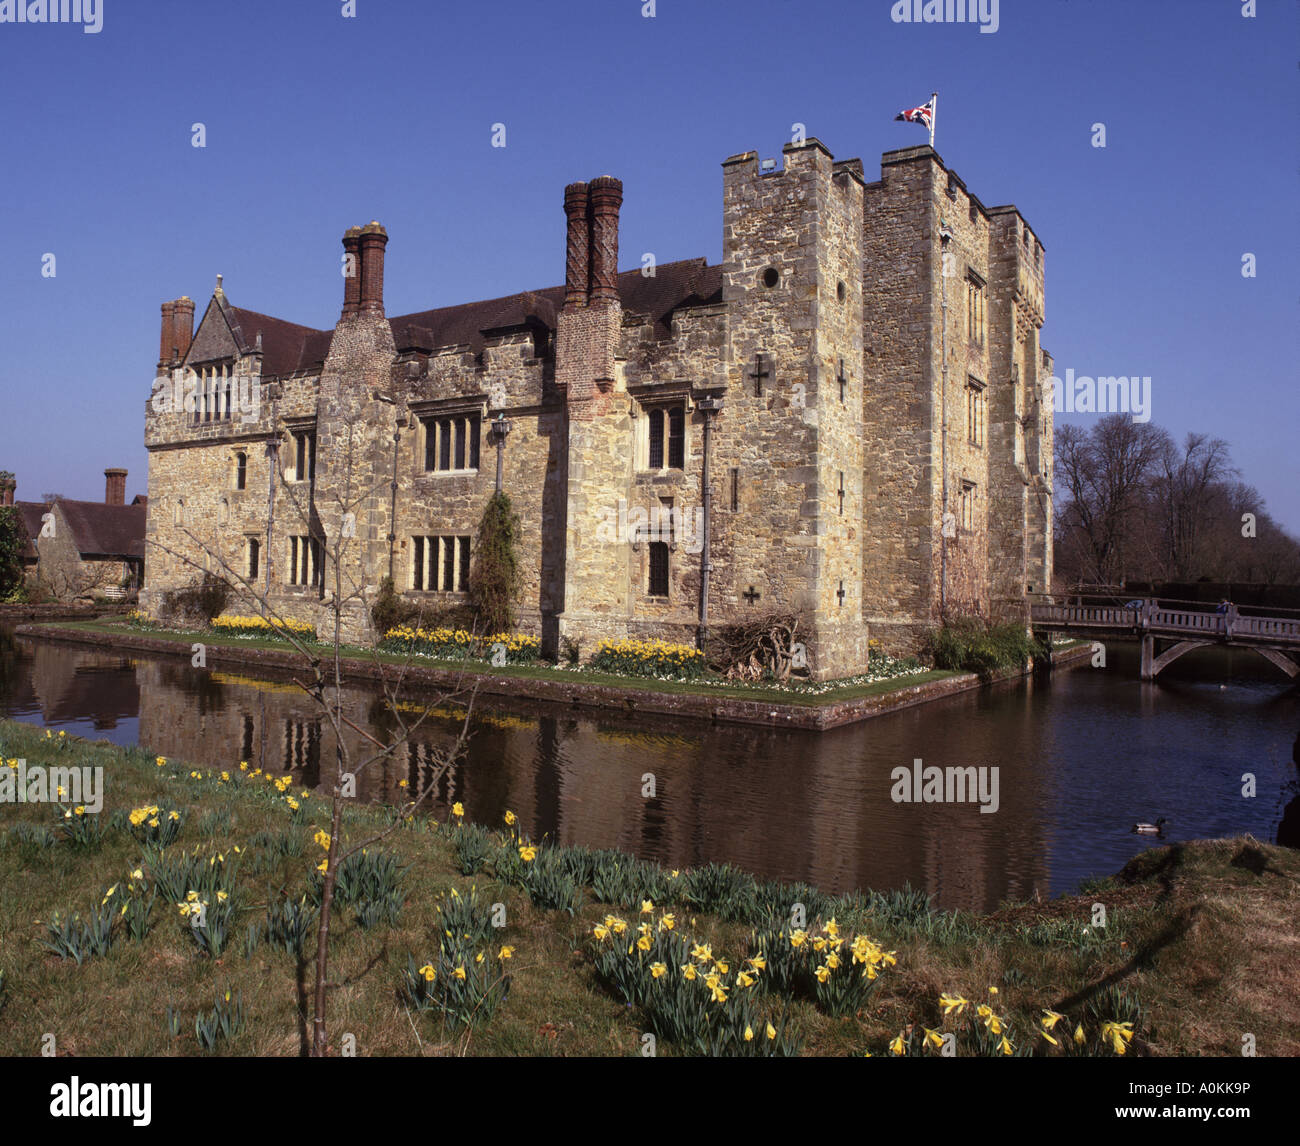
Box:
[1054,415,1170,585]
[147,415,479,1057]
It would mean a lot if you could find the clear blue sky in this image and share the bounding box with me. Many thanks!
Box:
[1,0,1296,530]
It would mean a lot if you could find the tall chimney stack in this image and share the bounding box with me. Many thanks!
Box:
[104,468,127,506]
[563,182,590,309]
[587,176,623,304]
[358,221,389,314]
[341,226,362,317]
[159,301,176,365]
[173,297,195,361]
[0,474,14,507]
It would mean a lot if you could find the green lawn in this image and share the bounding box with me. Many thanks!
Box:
[32,619,959,707]
[2,719,1296,1057]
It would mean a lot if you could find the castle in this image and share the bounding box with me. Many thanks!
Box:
[140,138,1053,679]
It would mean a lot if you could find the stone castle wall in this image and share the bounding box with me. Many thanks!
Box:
[141,139,1051,677]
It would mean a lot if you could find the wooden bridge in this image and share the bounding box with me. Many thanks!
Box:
[1028,595,1300,680]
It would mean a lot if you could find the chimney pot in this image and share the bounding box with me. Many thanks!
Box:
[104,468,127,506]
[587,176,623,304]
[563,182,590,309]
[358,223,389,314]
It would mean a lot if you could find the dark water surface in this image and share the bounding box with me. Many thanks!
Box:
[1,625,1295,911]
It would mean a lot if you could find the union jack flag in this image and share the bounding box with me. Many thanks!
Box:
[895,98,934,129]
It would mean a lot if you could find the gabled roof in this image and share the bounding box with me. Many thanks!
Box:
[54,500,146,559]
[194,257,723,376]
[12,501,47,561]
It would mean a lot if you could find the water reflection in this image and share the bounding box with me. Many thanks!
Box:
[1,625,1295,911]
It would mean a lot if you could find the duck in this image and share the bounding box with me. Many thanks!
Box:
[1132,817,1168,835]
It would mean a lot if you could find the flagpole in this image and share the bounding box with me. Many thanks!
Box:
[930,91,937,149]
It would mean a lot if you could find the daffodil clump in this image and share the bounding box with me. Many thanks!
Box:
[127,803,184,847]
[590,906,801,1056]
[379,626,541,665]
[210,615,318,641]
[400,885,514,1032]
[590,638,706,681]
[380,625,476,659]
[747,918,896,1018]
[56,798,104,849]
[482,632,542,664]
[887,986,1143,1058]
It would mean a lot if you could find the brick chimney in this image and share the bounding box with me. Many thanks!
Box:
[358,221,389,314]
[587,175,623,304]
[158,300,175,365]
[0,474,14,507]
[341,226,362,317]
[173,297,195,361]
[563,182,590,310]
[159,297,195,365]
[104,468,126,506]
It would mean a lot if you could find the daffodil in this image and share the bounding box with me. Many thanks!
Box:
[889,1033,906,1056]
[419,964,436,982]
[650,962,667,979]
[451,802,464,818]
[498,946,514,960]
[939,992,970,1016]
[1100,1020,1134,1055]
[504,810,516,826]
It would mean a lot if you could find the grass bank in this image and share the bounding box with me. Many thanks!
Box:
[3,719,1292,1057]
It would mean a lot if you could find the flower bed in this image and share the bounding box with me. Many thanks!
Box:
[210,615,317,641]
[590,638,706,680]
[379,626,540,665]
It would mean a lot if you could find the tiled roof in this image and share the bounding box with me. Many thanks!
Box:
[389,258,722,351]
[54,500,146,559]
[227,307,333,378]
[226,257,722,375]
[12,501,47,561]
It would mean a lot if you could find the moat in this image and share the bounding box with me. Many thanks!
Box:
[1,624,1295,912]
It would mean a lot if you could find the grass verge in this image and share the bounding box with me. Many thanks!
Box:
[2,718,1294,1057]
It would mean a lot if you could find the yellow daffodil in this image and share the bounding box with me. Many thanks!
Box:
[744,1025,754,1042]
[766,1022,777,1041]
[504,810,516,825]
[451,802,464,818]
[519,845,537,862]
[453,965,466,981]
[498,946,514,960]
[681,963,697,981]
[419,964,436,982]
[1101,1020,1134,1055]
[640,899,654,914]
[939,993,970,1016]
[889,1033,906,1056]
[650,962,667,979]
[657,913,676,932]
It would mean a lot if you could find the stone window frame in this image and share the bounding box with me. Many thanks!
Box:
[286,425,316,484]
[410,534,471,593]
[233,449,248,491]
[959,480,977,533]
[286,534,322,588]
[647,540,670,598]
[246,535,261,581]
[965,376,986,448]
[631,388,690,473]
[421,412,482,475]
[966,271,986,349]
[409,397,487,479]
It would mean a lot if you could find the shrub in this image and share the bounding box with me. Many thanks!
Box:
[923,618,1039,676]
[160,573,230,628]
[469,491,521,635]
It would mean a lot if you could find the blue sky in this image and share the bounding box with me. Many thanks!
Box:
[1,0,1296,530]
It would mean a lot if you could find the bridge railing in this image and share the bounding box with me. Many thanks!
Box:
[1028,594,1300,646]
